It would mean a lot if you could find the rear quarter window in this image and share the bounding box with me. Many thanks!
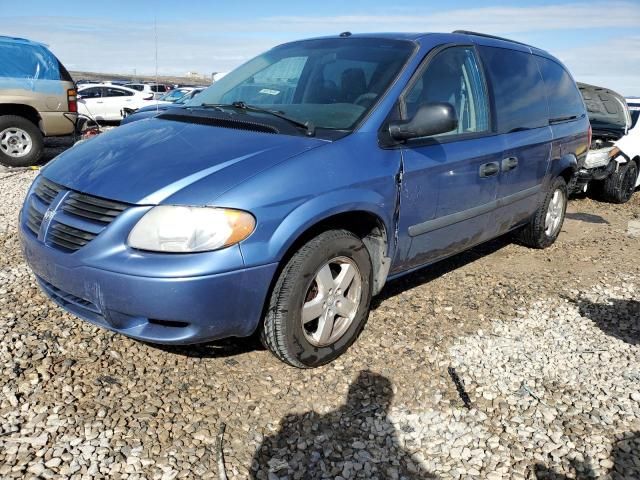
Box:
[478,46,548,133]
[535,56,585,122]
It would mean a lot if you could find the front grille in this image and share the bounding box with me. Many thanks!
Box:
[25,205,44,236]
[48,222,97,251]
[34,177,63,204]
[63,192,128,224]
[26,177,130,253]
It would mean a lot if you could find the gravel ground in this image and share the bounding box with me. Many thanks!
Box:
[1,146,639,479]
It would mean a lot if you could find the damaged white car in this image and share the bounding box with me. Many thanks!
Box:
[575,83,640,203]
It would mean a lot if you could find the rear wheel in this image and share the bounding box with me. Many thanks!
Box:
[601,161,638,204]
[516,176,567,249]
[0,115,43,167]
[261,230,373,368]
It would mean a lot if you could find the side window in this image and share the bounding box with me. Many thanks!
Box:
[79,87,101,99]
[104,88,130,97]
[126,84,144,92]
[536,56,585,122]
[478,46,548,133]
[404,46,490,136]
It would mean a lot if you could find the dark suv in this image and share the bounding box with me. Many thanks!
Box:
[21,31,589,367]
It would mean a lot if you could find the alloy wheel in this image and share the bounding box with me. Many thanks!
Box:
[544,188,565,237]
[301,256,362,347]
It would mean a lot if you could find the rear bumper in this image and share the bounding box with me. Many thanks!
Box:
[40,111,77,136]
[20,222,278,344]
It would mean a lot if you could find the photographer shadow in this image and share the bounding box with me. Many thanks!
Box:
[251,370,437,479]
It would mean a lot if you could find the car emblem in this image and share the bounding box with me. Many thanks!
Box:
[42,208,55,224]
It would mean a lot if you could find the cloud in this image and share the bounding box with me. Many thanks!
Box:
[556,35,640,95]
[2,1,639,94]
[257,1,640,34]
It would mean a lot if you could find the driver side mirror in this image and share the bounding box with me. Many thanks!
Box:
[388,102,458,141]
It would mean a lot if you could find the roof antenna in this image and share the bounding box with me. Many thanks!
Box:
[155,15,159,112]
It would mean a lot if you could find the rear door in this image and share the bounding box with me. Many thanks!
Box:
[477,46,552,226]
[395,45,501,272]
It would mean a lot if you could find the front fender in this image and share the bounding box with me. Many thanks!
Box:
[240,188,394,268]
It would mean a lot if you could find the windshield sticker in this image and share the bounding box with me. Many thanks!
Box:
[259,88,280,96]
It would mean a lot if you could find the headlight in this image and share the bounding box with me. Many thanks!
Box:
[128,206,255,253]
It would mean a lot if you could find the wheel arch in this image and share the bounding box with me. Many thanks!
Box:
[553,153,578,185]
[262,192,395,297]
[0,104,43,131]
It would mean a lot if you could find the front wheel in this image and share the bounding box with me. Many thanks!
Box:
[516,176,568,249]
[601,161,638,204]
[261,230,373,368]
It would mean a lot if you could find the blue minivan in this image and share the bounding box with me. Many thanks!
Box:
[20,31,589,367]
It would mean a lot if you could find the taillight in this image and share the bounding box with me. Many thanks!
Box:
[587,123,592,147]
[67,89,77,113]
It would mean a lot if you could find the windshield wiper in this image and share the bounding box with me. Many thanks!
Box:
[195,101,315,136]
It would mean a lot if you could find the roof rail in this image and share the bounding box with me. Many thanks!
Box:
[452,30,533,48]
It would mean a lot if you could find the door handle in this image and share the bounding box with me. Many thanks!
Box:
[502,156,519,172]
[479,161,500,178]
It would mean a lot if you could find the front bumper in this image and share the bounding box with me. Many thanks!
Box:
[20,219,278,345]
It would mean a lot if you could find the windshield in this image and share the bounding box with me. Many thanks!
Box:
[160,89,189,102]
[175,89,202,104]
[185,37,415,131]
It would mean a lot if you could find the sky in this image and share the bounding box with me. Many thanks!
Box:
[2,0,639,95]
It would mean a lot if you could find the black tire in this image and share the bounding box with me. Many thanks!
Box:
[0,115,44,167]
[261,230,373,368]
[601,161,638,204]
[516,176,568,249]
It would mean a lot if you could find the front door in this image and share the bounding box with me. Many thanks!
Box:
[101,87,134,120]
[394,45,502,272]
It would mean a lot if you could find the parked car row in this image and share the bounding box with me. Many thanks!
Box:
[120,88,205,124]
[76,85,204,126]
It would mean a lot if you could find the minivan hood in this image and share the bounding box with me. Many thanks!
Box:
[42,117,326,205]
[578,82,631,139]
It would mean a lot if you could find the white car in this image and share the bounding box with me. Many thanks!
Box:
[627,98,640,132]
[123,83,169,100]
[576,83,640,203]
[77,84,154,122]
